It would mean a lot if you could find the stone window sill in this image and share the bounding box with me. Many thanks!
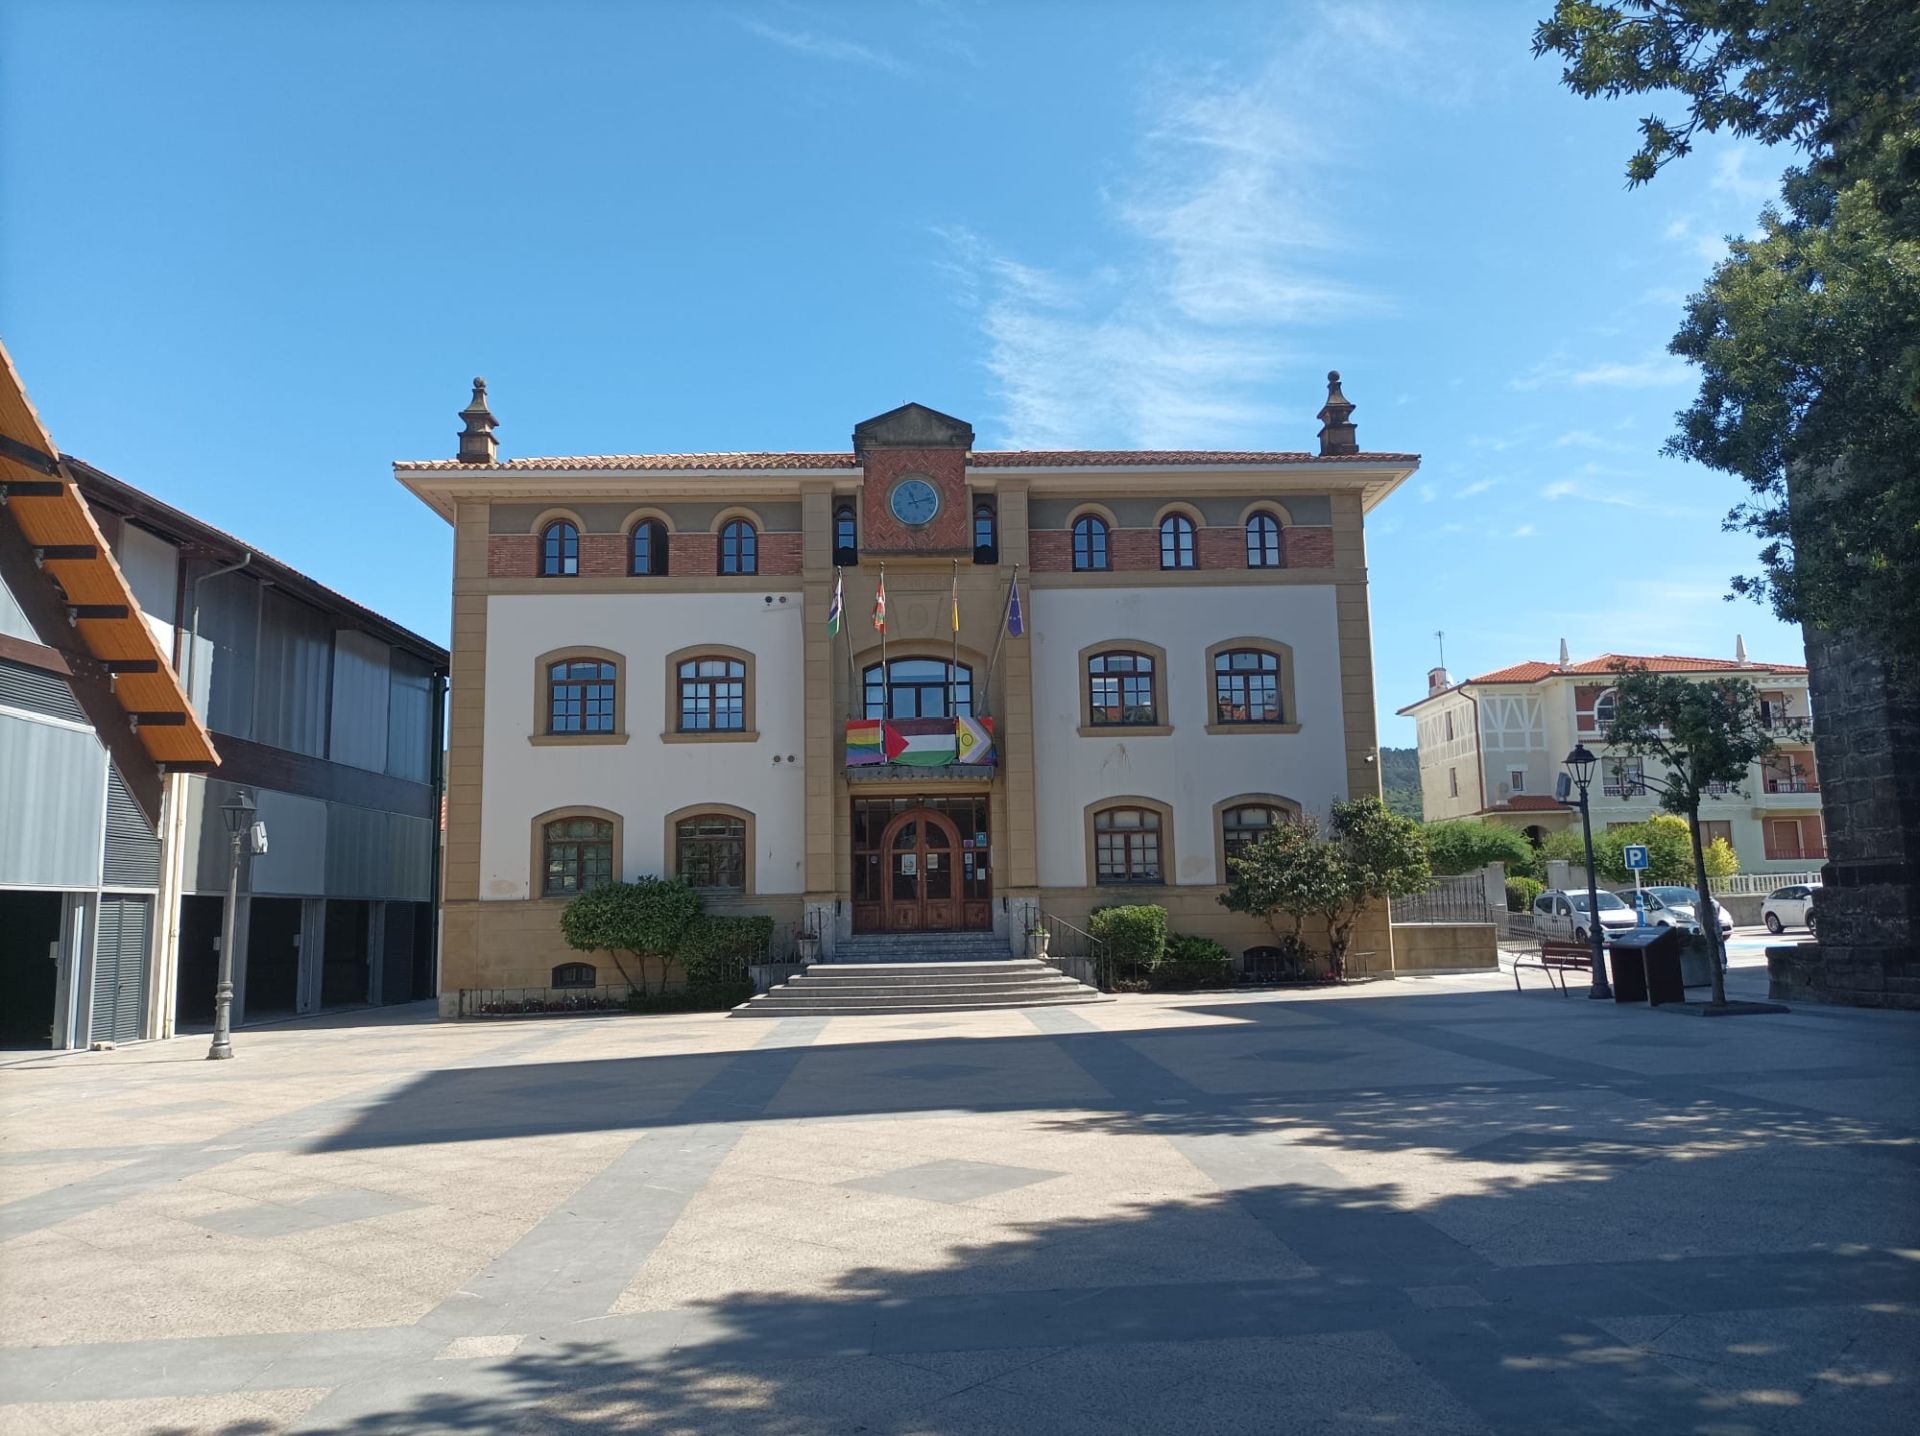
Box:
[1204,722,1302,736]
[661,729,760,744]
[1078,725,1173,738]
[528,732,629,746]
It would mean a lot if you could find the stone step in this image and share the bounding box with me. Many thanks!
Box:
[799,961,1060,980]
[732,991,1109,1017]
[768,981,1085,999]
[729,955,1105,1017]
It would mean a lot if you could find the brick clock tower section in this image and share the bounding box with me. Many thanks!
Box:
[853,403,977,555]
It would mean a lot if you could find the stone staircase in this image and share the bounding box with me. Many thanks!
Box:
[731,931,1108,1017]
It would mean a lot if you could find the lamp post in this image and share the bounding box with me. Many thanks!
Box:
[208,788,256,1060]
[1564,744,1613,1000]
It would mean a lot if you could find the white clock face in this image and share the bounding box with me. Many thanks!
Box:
[890,477,941,527]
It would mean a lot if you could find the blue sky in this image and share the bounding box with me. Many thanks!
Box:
[1,0,1805,742]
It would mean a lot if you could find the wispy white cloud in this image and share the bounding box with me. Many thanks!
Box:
[1543,476,1712,517]
[1418,483,1437,503]
[735,16,912,75]
[1460,479,1496,497]
[937,5,1435,447]
[1663,215,1730,266]
[1710,147,1781,205]
[1512,522,1537,538]
[1514,351,1693,392]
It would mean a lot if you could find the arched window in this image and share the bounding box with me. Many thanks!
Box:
[833,504,858,566]
[1594,688,1618,729]
[677,655,747,732]
[863,658,974,719]
[1159,513,1196,570]
[1087,651,1158,727]
[630,520,668,576]
[973,502,998,564]
[719,519,757,575]
[1072,514,1110,571]
[1094,806,1163,884]
[1213,648,1283,725]
[552,962,596,989]
[675,812,747,892]
[541,816,613,896]
[540,521,579,577]
[1245,512,1283,568]
[1221,804,1284,864]
[547,658,617,735]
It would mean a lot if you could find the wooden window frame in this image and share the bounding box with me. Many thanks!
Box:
[1245,510,1283,568]
[718,518,759,576]
[973,500,999,565]
[1203,637,1300,735]
[1071,512,1112,572]
[531,806,621,899]
[1212,793,1302,884]
[628,516,671,577]
[665,644,757,742]
[1085,797,1175,887]
[1077,640,1171,736]
[1158,511,1197,570]
[833,504,859,567]
[539,519,580,578]
[531,645,628,746]
[665,803,756,895]
[862,656,976,720]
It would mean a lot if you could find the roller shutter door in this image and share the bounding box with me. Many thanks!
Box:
[89,895,151,1045]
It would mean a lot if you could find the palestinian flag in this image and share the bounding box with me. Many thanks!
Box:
[884,716,958,766]
[827,572,843,636]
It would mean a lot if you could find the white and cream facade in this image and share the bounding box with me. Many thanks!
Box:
[1400,647,1822,871]
[399,382,1417,999]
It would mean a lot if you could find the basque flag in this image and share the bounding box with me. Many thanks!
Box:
[872,571,887,633]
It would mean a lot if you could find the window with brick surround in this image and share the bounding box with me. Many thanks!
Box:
[631,520,668,576]
[1246,511,1283,568]
[1072,514,1111,571]
[974,502,998,565]
[719,519,758,575]
[540,521,579,577]
[1159,513,1196,569]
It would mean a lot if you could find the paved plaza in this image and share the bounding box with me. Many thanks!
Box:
[1,958,1916,1434]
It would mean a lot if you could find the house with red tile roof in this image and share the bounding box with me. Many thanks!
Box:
[1397,641,1822,871]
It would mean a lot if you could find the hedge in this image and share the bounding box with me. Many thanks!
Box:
[1090,905,1168,968]
[1506,876,1545,912]
[680,914,773,1006]
[1151,933,1234,991]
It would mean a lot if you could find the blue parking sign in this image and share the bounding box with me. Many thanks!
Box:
[1623,844,1649,871]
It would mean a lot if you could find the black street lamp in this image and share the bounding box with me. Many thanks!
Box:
[208,789,256,1060]
[1563,744,1613,1000]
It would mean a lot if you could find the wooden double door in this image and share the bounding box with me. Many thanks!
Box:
[870,807,991,933]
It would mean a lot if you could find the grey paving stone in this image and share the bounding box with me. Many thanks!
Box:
[876,1061,993,1081]
[190,1188,426,1238]
[844,1158,1067,1204]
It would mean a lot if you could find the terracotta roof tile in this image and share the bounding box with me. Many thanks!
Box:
[395,449,1420,473]
[1499,795,1567,811]
[1467,652,1806,683]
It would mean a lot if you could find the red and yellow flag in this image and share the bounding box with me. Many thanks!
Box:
[872,570,887,633]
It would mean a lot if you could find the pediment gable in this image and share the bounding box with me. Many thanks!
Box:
[852,403,974,454]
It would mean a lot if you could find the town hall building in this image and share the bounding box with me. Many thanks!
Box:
[398,377,1419,1001]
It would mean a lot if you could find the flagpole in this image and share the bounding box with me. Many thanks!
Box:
[877,562,888,715]
[949,558,960,721]
[982,563,1018,718]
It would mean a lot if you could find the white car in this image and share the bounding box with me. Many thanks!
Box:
[1762,884,1821,935]
[1532,889,1640,945]
[1634,886,1735,939]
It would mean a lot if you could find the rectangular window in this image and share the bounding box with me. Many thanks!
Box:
[1509,768,1525,793]
[678,657,746,732]
[1087,652,1157,726]
[1095,809,1162,884]
[1701,820,1733,849]
[1448,767,1458,799]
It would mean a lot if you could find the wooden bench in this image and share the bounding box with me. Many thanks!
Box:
[1512,939,1594,994]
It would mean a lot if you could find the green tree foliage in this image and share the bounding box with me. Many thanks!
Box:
[1571,814,1741,882]
[1535,1,1920,676]
[1154,933,1235,990]
[1089,904,1169,975]
[1598,663,1787,1003]
[1423,819,1536,875]
[1507,876,1546,912]
[1220,799,1431,976]
[1378,746,1424,821]
[558,877,702,996]
[679,914,773,1006]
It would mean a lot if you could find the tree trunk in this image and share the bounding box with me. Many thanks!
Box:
[1688,803,1727,1007]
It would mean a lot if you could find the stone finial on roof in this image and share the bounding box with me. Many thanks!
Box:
[1316,370,1357,456]
[1558,638,1571,669]
[457,377,498,464]
[1735,633,1749,664]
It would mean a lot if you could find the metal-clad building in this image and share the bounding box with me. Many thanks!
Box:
[0,433,447,1050]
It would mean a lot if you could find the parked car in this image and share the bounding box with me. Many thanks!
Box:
[1763,884,1821,935]
[1532,889,1640,945]
[1634,886,1735,940]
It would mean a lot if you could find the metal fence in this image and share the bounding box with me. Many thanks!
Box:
[1707,871,1821,897]
[1391,872,1499,925]
[456,985,630,1018]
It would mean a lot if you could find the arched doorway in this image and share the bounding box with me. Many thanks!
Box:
[879,807,965,932]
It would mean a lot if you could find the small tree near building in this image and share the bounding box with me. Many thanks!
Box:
[1221,798,1431,977]
[1423,819,1535,877]
[558,877,702,996]
[1597,663,1794,1006]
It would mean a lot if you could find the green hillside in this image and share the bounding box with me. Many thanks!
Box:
[1380,746,1422,821]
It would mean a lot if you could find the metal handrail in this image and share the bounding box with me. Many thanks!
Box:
[1038,910,1111,988]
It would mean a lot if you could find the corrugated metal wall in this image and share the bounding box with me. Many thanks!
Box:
[0,658,88,723]
[387,813,434,902]
[324,801,390,898]
[385,650,435,783]
[89,894,151,1044]
[101,766,161,888]
[248,788,329,894]
[186,780,435,904]
[255,589,331,757]
[329,629,391,772]
[191,567,259,739]
[0,712,106,888]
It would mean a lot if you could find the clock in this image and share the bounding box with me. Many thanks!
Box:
[889,477,941,527]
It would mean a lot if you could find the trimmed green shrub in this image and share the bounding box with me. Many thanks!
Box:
[1151,933,1235,991]
[1424,820,1534,876]
[1089,905,1169,968]
[679,914,773,1007]
[559,877,702,995]
[1506,876,1544,912]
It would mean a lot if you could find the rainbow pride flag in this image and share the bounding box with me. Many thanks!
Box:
[845,719,887,766]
